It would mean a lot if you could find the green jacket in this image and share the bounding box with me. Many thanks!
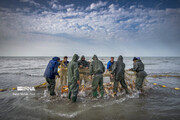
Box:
[89,55,105,75]
[111,56,125,79]
[78,56,89,68]
[133,60,147,77]
[134,60,144,72]
[68,54,79,83]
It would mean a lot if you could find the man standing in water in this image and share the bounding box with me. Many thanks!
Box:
[106,57,114,82]
[59,56,69,86]
[130,57,138,71]
[89,55,105,98]
[78,55,89,84]
[129,57,147,91]
[111,55,129,95]
[44,57,60,96]
[68,54,80,102]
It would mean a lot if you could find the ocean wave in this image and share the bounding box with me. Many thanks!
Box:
[19,68,43,70]
[42,106,85,119]
[144,63,157,65]
[163,60,169,63]
[148,72,180,76]
[0,72,43,77]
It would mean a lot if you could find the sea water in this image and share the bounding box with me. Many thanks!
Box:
[0,56,180,120]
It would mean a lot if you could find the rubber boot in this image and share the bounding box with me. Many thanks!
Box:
[68,92,71,99]
[92,91,98,98]
[50,89,56,96]
[47,85,50,92]
[125,89,129,94]
[100,92,104,98]
[72,96,77,103]
[140,88,144,93]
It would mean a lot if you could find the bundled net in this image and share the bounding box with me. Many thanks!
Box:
[53,69,148,98]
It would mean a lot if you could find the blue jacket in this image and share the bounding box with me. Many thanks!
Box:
[44,57,60,79]
[64,61,69,66]
[107,61,114,71]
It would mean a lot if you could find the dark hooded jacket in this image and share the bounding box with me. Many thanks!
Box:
[44,57,60,79]
[89,55,105,75]
[135,60,144,72]
[111,56,125,79]
[68,54,79,83]
[133,60,147,77]
[78,55,89,68]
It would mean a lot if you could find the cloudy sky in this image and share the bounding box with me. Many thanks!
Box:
[0,0,180,56]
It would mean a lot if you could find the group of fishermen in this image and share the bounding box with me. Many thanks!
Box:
[44,54,147,102]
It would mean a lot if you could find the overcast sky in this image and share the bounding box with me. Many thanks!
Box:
[0,0,180,56]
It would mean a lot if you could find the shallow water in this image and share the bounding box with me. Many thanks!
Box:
[0,57,180,120]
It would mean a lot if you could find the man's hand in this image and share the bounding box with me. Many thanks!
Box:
[85,67,88,69]
[89,75,92,80]
[77,80,80,85]
[57,75,60,78]
[80,65,83,68]
[111,74,113,78]
[106,69,109,73]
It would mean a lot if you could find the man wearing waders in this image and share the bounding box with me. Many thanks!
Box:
[129,57,147,91]
[89,55,105,98]
[44,57,60,96]
[111,55,129,96]
[78,55,89,84]
[106,57,114,82]
[68,54,80,102]
[59,56,69,86]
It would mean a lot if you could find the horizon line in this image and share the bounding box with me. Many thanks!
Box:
[0,55,180,57]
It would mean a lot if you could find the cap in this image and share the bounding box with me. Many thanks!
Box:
[133,57,138,61]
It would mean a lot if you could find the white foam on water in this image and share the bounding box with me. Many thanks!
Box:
[35,87,144,119]
[126,91,140,98]
[56,110,83,118]
[38,90,52,102]
[42,105,90,119]
[91,91,142,108]
[40,95,130,119]
[43,90,50,97]
[78,91,86,97]
[92,97,126,108]
[61,93,68,98]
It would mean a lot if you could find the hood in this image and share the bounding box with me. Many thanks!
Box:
[92,55,98,60]
[137,59,142,62]
[118,55,123,62]
[52,57,60,61]
[72,54,79,62]
[137,57,140,60]
[81,55,85,60]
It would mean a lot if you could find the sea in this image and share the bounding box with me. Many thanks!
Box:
[0,56,180,120]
